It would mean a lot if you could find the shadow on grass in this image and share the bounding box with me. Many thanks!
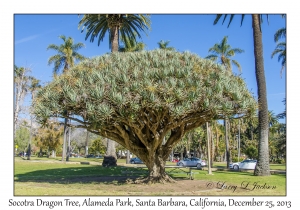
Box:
[15,165,151,185]
[15,163,206,185]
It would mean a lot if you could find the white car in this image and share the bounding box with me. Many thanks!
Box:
[229,159,257,170]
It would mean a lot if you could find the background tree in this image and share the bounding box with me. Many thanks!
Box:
[26,77,41,160]
[34,122,63,158]
[14,120,30,155]
[206,36,244,72]
[78,14,151,166]
[47,35,86,162]
[119,35,146,52]
[14,65,31,138]
[47,35,86,75]
[89,137,106,155]
[34,50,257,183]
[157,40,175,51]
[205,35,244,168]
[277,98,286,119]
[214,14,271,176]
[244,145,258,159]
[78,14,151,52]
[271,27,286,77]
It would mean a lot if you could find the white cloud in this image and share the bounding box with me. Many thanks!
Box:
[15,34,39,45]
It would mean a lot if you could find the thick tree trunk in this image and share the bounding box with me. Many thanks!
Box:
[137,150,175,184]
[252,14,270,176]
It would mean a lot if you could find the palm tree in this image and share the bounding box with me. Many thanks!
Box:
[47,35,86,161]
[271,27,286,77]
[272,14,286,76]
[157,40,175,51]
[78,14,151,166]
[119,35,146,52]
[78,14,151,53]
[47,35,86,75]
[206,36,244,168]
[214,14,270,176]
[277,98,286,119]
[206,36,244,72]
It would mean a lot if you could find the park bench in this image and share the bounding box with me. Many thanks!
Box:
[121,165,201,180]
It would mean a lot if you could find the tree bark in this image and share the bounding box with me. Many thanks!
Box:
[85,130,89,156]
[66,126,71,161]
[137,149,174,183]
[225,118,230,168]
[252,14,270,176]
[62,117,68,162]
[111,26,119,53]
[206,122,212,174]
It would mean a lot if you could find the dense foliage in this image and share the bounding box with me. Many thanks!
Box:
[34,50,257,182]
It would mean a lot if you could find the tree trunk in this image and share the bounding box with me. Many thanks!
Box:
[27,116,33,160]
[111,26,119,53]
[215,129,219,161]
[85,130,89,156]
[39,148,43,157]
[62,117,68,162]
[102,25,119,166]
[66,123,71,161]
[206,122,212,174]
[126,150,130,164]
[211,127,214,167]
[198,137,203,159]
[225,118,230,168]
[14,69,27,138]
[137,149,174,184]
[102,138,117,167]
[252,14,270,176]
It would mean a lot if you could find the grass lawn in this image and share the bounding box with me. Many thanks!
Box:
[14,157,286,196]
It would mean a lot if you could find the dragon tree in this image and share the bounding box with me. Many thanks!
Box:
[34,50,257,183]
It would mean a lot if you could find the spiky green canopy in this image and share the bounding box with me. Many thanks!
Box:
[34,50,256,150]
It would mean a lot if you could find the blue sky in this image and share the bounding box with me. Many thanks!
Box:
[14,14,286,121]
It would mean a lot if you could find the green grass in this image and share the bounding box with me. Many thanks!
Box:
[14,158,286,196]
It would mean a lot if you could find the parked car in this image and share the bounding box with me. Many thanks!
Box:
[130,157,143,164]
[177,157,203,169]
[230,159,257,170]
[86,154,95,158]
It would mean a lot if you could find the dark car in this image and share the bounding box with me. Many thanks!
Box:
[130,157,143,164]
[86,154,95,158]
